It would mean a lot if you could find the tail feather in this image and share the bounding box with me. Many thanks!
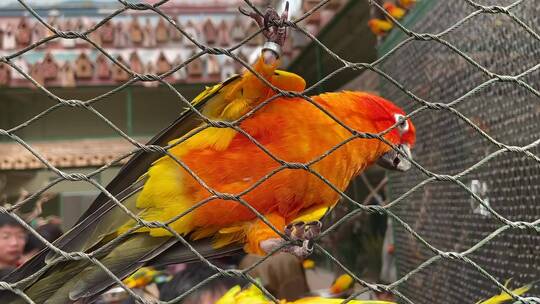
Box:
[9,234,245,304]
[45,179,145,264]
[8,260,91,304]
[50,234,173,304]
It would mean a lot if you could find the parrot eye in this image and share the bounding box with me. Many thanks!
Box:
[394,114,409,133]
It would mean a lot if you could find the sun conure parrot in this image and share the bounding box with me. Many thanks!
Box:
[398,0,416,10]
[3,80,416,304]
[383,2,406,20]
[368,19,394,36]
[215,284,395,304]
[2,39,416,304]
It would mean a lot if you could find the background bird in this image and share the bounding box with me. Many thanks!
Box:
[215,284,394,304]
[215,279,534,304]
[397,0,416,10]
[383,2,406,20]
[368,19,394,36]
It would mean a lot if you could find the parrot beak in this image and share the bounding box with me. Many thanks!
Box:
[377,144,412,171]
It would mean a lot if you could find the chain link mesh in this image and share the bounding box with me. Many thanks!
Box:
[382,1,539,303]
[0,0,538,303]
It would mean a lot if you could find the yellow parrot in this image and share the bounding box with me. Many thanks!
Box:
[215,279,534,304]
[215,284,394,304]
[329,274,355,295]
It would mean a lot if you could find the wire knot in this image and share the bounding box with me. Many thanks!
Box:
[61,99,85,107]
[137,74,160,82]
[483,5,508,14]
[206,47,228,56]
[142,220,165,229]
[56,30,85,40]
[285,162,309,170]
[140,145,167,154]
[440,252,461,259]
[119,0,153,10]
[207,120,232,128]
[65,173,88,181]
[218,193,239,201]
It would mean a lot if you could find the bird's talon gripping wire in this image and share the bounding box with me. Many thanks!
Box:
[238,1,290,62]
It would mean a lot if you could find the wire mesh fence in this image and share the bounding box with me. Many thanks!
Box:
[0,0,538,303]
[382,1,540,303]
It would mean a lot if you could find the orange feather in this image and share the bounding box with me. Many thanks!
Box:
[135,91,415,254]
[398,0,416,9]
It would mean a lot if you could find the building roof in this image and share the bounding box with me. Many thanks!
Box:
[0,137,139,170]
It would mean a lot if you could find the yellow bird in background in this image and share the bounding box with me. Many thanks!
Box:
[329,274,355,295]
[397,0,416,10]
[383,2,406,20]
[215,284,394,304]
[476,279,532,304]
[215,279,534,304]
[368,19,394,36]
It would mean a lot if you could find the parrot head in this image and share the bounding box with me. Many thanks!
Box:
[319,91,416,172]
[369,95,416,172]
[383,2,397,12]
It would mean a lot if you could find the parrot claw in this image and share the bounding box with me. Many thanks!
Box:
[284,220,322,241]
[238,1,289,47]
[260,238,314,258]
[260,220,322,258]
[283,239,314,258]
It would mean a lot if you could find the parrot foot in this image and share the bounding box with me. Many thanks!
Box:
[259,221,322,258]
[260,238,314,258]
[284,221,322,241]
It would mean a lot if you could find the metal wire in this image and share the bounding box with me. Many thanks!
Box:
[0,0,538,303]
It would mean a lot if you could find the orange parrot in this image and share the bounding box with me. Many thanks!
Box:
[4,22,416,304]
[368,18,394,36]
[383,2,406,20]
[3,65,416,303]
[398,0,416,10]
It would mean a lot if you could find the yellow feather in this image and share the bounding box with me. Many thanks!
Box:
[213,224,247,249]
[215,284,396,304]
[191,227,219,240]
[476,279,531,304]
[272,70,306,92]
[292,299,394,304]
[292,205,329,224]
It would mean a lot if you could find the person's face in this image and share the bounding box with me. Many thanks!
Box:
[0,225,27,267]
